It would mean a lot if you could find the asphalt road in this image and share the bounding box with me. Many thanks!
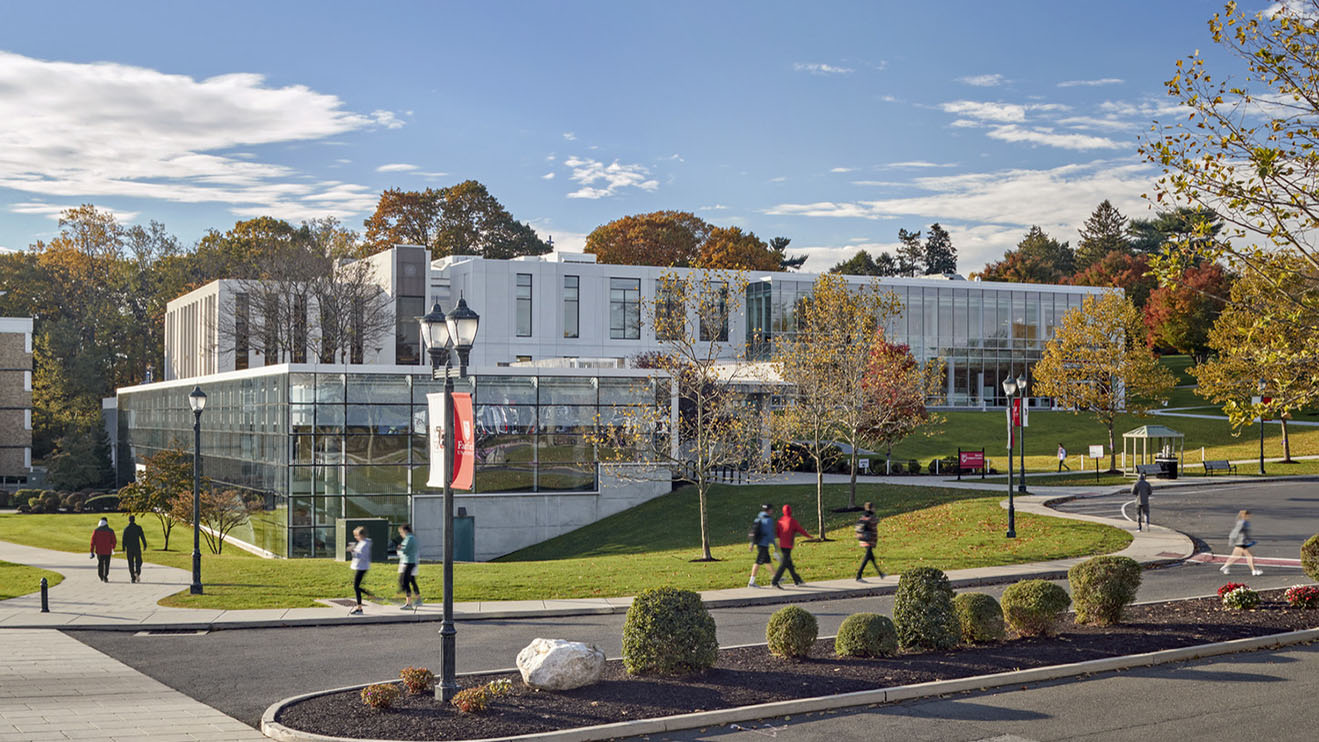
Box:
[635,643,1319,742]
[67,479,1319,729]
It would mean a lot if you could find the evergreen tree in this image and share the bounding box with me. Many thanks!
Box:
[830,250,900,276]
[1075,200,1130,271]
[896,228,923,277]
[770,236,808,270]
[922,223,957,275]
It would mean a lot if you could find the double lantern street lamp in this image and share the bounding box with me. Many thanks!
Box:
[187,385,207,595]
[1001,373,1027,539]
[418,296,480,704]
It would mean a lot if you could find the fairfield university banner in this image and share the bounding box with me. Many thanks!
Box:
[426,392,475,490]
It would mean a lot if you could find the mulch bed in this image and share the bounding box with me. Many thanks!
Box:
[277,590,1318,741]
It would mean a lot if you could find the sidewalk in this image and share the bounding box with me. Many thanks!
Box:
[0,493,1193,631]
[0,628,264,741]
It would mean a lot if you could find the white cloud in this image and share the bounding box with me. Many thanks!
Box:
[879,94,898,103]
[850,180,906,187]
[1057,78,1124,88]
[11,201,140,223]
[939,100,1027,123]
[0,51,399,221]
[765,159,1155,270]
[376,163,418,172]
[541,172,556,180]
[985,124,1122,150]
[562,132,577,141]
[794,62,854,75]
[528,220,588,256]
[886,161,956,169]
[830,167,856,173]
[562,156,658,199]
[661,153,684,162]
[958,73,1006,87]
[699,204,729,211]
[1054,115,1133,131]
[769,176,788,183]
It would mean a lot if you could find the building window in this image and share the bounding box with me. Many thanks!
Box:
[655,279,684,342]
[609,277,640,340]
[516,273,533,337]
[234,293,249,370]
[563,275,579,339]
[395,296,424,365]
[263,294,280,366]
[292,295,308,364]
[699,282,729,342]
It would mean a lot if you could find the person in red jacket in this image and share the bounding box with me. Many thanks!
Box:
[771,504,812,589]
[90,517,117,582]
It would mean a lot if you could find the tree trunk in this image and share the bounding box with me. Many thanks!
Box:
[1107,423,1117,473]
[848,448,858,508]
[697,477,712,560]
[816,465,825,539]
[1281,417,1292,462]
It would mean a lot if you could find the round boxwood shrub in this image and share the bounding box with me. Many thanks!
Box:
[894,567,960,650]
[952,593,1005,643]
[833,612,897,658]
[1068,555,1142,626]
[1001,579,1072,637]
[766,605,818,659]
[622,587,718,676]
[1302,534,1319,583]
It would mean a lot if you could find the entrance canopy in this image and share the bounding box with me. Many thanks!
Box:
[1121,424,1184,475]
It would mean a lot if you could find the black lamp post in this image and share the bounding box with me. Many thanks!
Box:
[1016,372,1028,494]
[1001,376,1018,539]
[1258,379,1266,476]
[419,296,479,704]
[187,385,207,595]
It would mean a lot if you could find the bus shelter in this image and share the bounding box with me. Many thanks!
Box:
[1122,424,1184,478]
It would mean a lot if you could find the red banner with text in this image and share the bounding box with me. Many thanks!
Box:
[451,392,474,490]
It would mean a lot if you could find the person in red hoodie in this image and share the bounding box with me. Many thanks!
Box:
[90,517,117,583]
[771,504,812,589]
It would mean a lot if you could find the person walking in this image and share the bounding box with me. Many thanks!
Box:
[1057,443,1070,472]
[747,503,775,588]
[854,502,884,581]
[1221,509,1263,575]
[771,504,811,589]
[122,515,148,583]
[347,526,374,615]
[89,517,116,583]
[396,524,422,610]
[1131,472,1152,531]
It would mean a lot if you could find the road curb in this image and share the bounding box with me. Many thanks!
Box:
[258,626,1319,742]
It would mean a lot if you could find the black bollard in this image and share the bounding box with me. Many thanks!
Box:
[40,577,49,612]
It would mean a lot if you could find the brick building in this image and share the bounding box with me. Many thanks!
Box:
[0,317,33,490]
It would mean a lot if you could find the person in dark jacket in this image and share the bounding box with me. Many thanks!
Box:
[122,515,148,583]
[747,503,775,588]
[771,504,812,589]
[854,502,884,581]
[90,518,117,582]
[1131,473,1152,531]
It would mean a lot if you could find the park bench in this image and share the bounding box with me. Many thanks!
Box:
[1135,463,1162,477]
[1203,459,1237,475]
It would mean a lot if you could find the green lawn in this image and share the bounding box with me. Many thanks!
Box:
[0,560,63,600]
[0,483,1129,610]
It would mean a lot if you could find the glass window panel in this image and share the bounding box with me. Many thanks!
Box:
[906,287,922,339]
[313,527,336,559]
[314,435,343,465]
[537,434,593,462]
[289,528,313,558]
[563,275,579,339]
[347,375,410,404]
[345,465,409,495]
[292,435,315,464]
[344,434,410,465]
[315,374,345,404]
[314,465,343,495]
[539,376,597,404]
[536,465,596,492]
[609,277,641,340]
[938,288,953,342]
[290,465,314,495]
[316,406,345,428]
[343,495,410,524]
[475,404,536,435]
[289,374,317,404]
[345,404,411,433]
[290,497,312,526]
[476,433,536,464]
[476,375,538,405]
[539,405,598,433]
[475,465,535,493]
[516,273,533,337]
[314,496,342,525]
[599,377,654,405]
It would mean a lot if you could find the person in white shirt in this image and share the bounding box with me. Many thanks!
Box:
[348,527,373,615]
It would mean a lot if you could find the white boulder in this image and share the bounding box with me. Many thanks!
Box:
[515,638,606,691]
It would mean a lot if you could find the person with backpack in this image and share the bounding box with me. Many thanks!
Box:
[746,503,775,588]
[122,515,148,583]
[854,502,883,581]
[771,504,812,589]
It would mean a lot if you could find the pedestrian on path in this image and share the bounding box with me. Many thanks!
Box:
[1057,443,1070,472]
[1132,472,1152,531]
[771,504,811,589]
[89,518,116,583]
[747,503,775,588]
[347,526,374,615]
[396,524,422,609]
[1221,509,1263,576]
[122,515,148,583]
[854,502,884,581]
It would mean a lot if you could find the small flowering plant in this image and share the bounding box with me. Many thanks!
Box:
[1218,582,1248,598]
[1284,585,1319,609]
[450,678,514,714]
[1221,585,1261,610]
[399,666,434,695]
[360,682,401,709]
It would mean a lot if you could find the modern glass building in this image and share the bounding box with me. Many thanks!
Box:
[116,365,669,558]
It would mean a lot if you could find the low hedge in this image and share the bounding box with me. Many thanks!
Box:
[1001,579,1072,637]
[952,592,1005,643]
[1068,555,1142,626]
[833,613,897,658]
[766,605,818,659]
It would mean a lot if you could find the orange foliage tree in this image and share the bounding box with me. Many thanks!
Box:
[584,211,710,266]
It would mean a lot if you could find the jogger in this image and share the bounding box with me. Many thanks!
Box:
[771,504,811,589]
[1221,509,1263,576]
[90,518,116,583]
[348,526,373,615]
[854,502,883,581]
[396,524,422,609]
[122,515,148,583]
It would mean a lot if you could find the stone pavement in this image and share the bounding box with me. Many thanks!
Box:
[0,628,264,741]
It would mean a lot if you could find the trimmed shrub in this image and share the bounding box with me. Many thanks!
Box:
[360,683,400,709]
[1001,579,1072,637]
[834,612,897,658]
[0,491,9,508]
[1302,534,1319,582]
[1068,555,1142,626]
[1221,585,1260,610]
[85,494,120,513]
[12,489,42,509]
[399,666,434,694]
[1284,585,1319,609]
[41,494,60,513]
[450,679,512,714]
[622,587,718,676]
[952,593,1005,643]
[906,460,921,474]
[766,605,818,658]
[894,567,960,650]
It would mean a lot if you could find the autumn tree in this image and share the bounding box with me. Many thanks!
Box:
[1075,200,1130,271]
[860,339,946,472]
[1069,252,1157,309]
[1193,255,1319,461]
[362,180,549,258]
[585,211,710,266]
[975,226,1074,284]
[1033,292,1175,471]
[830,250,899,276]
[597,270,773,561]
[118,447,201,550]
[170,488,259,554]
[1140,1,1319,339]
[772,275,902,526]
[696,226,781,271]
[1143,263,1232,358]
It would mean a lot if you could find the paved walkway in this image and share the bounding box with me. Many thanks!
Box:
[0,493,1193,630]
[0,629,264,741]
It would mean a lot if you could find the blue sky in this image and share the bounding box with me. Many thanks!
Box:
[0,1,1250,271]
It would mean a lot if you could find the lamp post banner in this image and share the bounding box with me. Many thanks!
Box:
[427,392,449,489]
[451,392,475,491]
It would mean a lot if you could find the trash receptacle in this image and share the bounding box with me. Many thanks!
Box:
[1155,458,1178,480]
[335,518,391,562]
